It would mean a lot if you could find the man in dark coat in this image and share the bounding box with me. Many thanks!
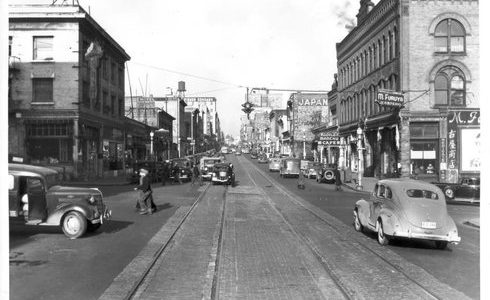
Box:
[161,161,170,186]
[334,167,342,191]
[134,169,156,214]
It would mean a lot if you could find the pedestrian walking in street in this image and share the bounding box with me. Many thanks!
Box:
[134,168,157,215]
[334,167,342,191]
[191,162,202,186]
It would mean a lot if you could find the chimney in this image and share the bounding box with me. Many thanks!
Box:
[356,0,375,25]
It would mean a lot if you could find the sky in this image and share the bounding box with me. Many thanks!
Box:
[10,0,373,137]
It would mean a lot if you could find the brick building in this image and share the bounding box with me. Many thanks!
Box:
[8,3,153,179]
[336,0,479,182]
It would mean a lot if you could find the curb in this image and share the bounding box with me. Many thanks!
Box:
[342,182,371,194]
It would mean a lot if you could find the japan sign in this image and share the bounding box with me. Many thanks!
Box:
[376,89,404,107]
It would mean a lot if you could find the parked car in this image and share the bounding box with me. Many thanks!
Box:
[8,163,111,239]
[170,158,193,181]
[304,162,323,179]
[250,151,258,159]
[235,149,242,155]
[316,164,338,183]
[353,179,461,249]
[432,177,480,203]
[200,157,222,180]
[242,148,250,154]
[258,155,268,164]
[279,158,301,178]
[269,158,281,172]
[211,163,235,185]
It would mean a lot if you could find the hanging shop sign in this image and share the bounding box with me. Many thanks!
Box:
[376,89,404,107]
[318,131,339,141]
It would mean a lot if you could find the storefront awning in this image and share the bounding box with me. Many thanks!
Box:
[365,111,398,130]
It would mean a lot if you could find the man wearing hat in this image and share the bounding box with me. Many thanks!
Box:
[134,168,156,214]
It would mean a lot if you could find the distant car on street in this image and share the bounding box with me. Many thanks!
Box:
[235,149,242,155]
[211,163,235,185]
[170,158,193,181]
[303,162,323,179]
[353,179,461,249]
[200,157,223,180]
[9,163,111,239]
[242,148,250,154]
[432,177,480,203]
[279,158,301,178]
[250,151,258,159]
[269,158,281,172]
[316,164,338,184]
[258,155,268,164]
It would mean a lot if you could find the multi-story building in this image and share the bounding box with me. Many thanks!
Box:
[268,109,288,154]
[153,96,187,158]
[124,95,159,127]
[7,3,152,179]
[336,0,479,182]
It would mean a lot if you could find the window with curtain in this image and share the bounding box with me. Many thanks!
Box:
[434,19,465,53]
[32,78,53,102]
[434,67,465,106]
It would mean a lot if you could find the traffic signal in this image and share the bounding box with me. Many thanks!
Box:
[241,101,254,118]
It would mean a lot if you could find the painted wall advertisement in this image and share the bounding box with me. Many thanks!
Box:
[446,110,480,182]
[293,93,329,141]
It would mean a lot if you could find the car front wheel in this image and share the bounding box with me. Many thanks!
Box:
[376,220,390,246]
[62,211,87,239]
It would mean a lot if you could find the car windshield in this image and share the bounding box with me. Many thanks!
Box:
[406,189,439,200]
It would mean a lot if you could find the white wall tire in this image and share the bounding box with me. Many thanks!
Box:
[444,188,455,199]
[377,220,390,246]
[354,210,363,232]
[62,211,87,239]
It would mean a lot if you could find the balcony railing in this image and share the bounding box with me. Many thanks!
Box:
[9,56,20,70]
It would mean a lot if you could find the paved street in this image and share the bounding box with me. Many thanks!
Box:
[9,153,480,299]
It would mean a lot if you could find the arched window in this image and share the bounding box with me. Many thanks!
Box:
[434,19,465,53]
[388,31,393,61]
[434,67,466,106]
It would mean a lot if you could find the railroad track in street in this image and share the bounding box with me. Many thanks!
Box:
[239,155,470,300]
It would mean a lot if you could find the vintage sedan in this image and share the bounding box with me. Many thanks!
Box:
[169,158,193,181]
[257,155,268,164]
[304,162,323,179]
[353,179,460,249]
[316,164,337,184]
[9,163,111,239]
[200,156,222,180]
[211,163,235,185]
[433,177,480,203]
[268,158,281,172]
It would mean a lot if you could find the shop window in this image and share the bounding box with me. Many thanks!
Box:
[9,36,12,56]
[33,36,53,60]
[32,78,53,103]
[411,142,438,175]
[434,19,465,54]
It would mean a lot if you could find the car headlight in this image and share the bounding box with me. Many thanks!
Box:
[205,167,208,171]
[87,195,96,205]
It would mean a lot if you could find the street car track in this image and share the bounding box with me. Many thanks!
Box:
[240,156,450,300]
[123,183,224,300]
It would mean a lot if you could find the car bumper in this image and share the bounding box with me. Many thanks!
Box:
[92,207,112,224]
[212,177,230,183]
[392,231,461,244]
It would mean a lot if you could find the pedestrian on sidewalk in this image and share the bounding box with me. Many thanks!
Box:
[134,168,157,215]
[171,162,182,184]
[334,166,342,191]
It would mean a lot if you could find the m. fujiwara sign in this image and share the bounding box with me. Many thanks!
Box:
[376,89,404,107]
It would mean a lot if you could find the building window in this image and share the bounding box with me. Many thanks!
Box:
[32,78,53,103]
[33,36,53,60]
[9,36,12,56]
[434,19,465,53]
[119,98,124,116]
[102,57,108,79]
[434,67,465,106]
[111,63,116,83]
[410,123,439,176]
[111,95,116,116]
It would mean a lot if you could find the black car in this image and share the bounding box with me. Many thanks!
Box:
[211,163,235,185]
[170,158,193,181]
[433,177,480,202]
[316,164,338,184]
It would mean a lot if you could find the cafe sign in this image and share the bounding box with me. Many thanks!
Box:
[376,89,404,107]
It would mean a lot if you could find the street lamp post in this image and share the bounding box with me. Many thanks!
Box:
[150,131,154,159]
[356,126,364,190]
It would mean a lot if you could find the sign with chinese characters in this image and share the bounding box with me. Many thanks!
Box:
[376,89,404,107]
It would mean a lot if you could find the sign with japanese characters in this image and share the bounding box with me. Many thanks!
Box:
[376,89,404,107]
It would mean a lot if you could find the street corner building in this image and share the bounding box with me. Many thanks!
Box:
[333,0,479,183]
[7,3,157,180]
